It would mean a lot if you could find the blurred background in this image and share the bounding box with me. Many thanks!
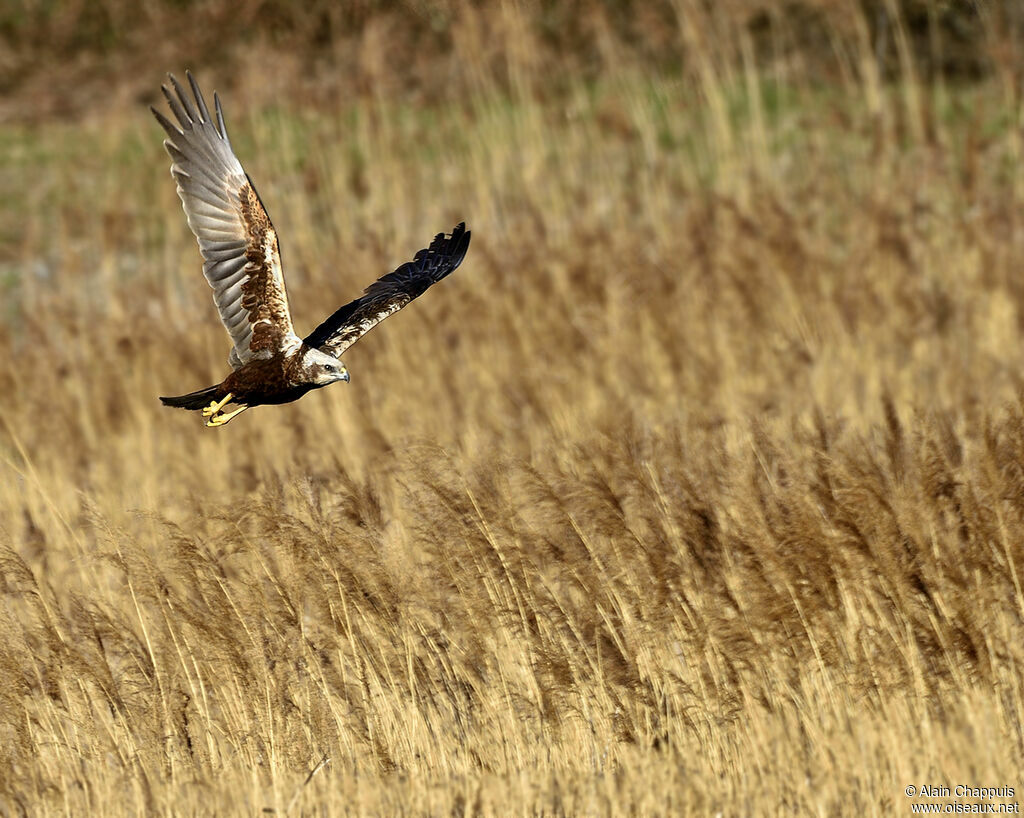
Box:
[3,1,1024,814]
[1,0,1019,121]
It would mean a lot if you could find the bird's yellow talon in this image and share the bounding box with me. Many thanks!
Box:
[202,393,234,416]
[205,404,249,427]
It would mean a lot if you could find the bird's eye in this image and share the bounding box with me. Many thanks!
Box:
[324,364,334,372]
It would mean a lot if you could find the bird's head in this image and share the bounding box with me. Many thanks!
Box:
[303,347,350,386]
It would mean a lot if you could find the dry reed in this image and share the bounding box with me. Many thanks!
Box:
[2,1,1024,814]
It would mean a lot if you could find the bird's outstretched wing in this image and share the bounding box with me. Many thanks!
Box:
[152,71,300,367]
[304,223,471,358]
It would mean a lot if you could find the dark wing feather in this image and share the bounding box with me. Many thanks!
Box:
[152,71,300,367]
[304,223,471,357]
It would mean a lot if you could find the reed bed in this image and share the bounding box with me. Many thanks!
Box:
[1,1,1023,814]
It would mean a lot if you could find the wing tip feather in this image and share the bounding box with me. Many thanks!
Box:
[449,222,471,269]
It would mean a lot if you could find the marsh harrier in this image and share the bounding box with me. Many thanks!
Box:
[153,72,471,426]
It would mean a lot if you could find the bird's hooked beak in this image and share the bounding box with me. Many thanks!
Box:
[340,369,350,383]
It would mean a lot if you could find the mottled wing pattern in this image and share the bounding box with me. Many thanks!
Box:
[304,223,471,358]
[152,71,300,367]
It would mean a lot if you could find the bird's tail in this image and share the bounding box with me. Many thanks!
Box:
[160,384,222,410]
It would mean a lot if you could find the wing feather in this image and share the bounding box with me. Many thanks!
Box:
[304,223,471,358]
[153,71,300,366]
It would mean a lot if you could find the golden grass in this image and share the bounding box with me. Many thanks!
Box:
[2,2,1024,814]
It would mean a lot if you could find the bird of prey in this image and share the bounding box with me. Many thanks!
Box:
[153,72,471,426]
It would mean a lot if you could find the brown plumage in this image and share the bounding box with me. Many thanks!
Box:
[153,72,471,426]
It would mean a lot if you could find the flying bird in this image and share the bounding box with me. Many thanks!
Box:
[152,72,471,426]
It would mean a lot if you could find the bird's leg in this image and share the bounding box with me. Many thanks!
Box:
[205,404,249,427]
[202,392,234,417]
